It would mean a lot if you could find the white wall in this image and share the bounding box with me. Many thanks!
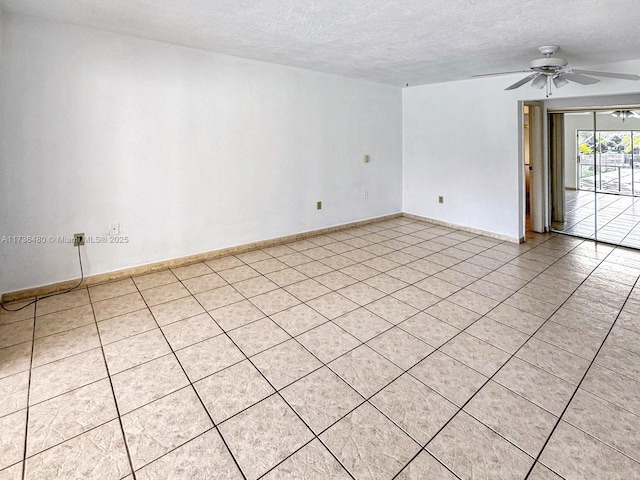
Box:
[403,78,522,239]
[0,15,402,294]
[403,61,640,240]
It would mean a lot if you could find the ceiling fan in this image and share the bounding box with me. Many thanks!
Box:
[474,46,640,95]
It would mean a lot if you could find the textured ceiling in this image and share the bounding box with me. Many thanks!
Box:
[2,0,640,86]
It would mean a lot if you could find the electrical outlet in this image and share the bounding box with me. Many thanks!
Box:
[364,154,370,163]
[110,223,120,236]
[73,233,85,247]
[438,196,444,204]
[317,201,322,210]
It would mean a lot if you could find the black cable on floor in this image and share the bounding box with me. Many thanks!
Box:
[0,246,85,312]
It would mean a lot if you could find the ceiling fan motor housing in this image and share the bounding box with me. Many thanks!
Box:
[530,57,567,73]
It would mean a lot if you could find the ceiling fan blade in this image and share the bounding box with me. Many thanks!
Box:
[505,73,538,90]
[473,70,530,78]
[572,69,640,81]
[562,73,600,85]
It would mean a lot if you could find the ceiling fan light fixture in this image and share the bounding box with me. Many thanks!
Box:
[477,45,640,93]
[612,110,638,121]
[531,75,547,89]
[553,75,569,88]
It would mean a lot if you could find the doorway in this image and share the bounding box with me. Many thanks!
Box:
[523,102,545,235]
[549,107,640,248]
[524,106,531,221]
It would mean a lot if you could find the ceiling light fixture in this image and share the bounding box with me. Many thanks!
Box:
[552,75,569,88]
[531,75,547,89]
[611,110,638,122]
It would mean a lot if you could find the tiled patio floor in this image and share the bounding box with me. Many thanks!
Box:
[1,217,639,479]
[556,189,640,248]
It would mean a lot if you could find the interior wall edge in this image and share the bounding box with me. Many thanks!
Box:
[401,212,521,243]
[1,212,404,303]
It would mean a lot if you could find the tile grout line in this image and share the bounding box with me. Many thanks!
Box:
[0,220,505,324]
[522,273,640,479]
[392,232,616,478]
[555,191,640,246]
[0,233,548,382]
[173,227,459,478]
[6,220,546,479]
[176,265,359,480]
[278,227,636,452]
[12,293,119,473]
[341,225,562,477]
[12,239,620,472]
[19,219,494,351]
[6,295,141,472]
[12,218,633,478]
[19,301,37,480]
[244,225,569,478]
[15,273,253,474]
[0,221,608,476]
[459,241,640,468]
[88,292,139,480]
[131,281,250,480]
[173,232,448,468]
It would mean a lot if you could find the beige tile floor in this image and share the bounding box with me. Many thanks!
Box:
[557,190,640,248]
[1,217,640,479]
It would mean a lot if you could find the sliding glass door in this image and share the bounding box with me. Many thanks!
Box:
[578,128,640,196]
[550,107,640,249]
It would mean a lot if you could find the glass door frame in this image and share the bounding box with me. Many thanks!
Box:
[548,105,640,247]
